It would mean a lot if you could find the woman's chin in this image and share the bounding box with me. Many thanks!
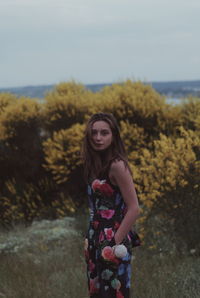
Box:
[94,147,105,151]
[91,143,111,152]
[92,145,108,152]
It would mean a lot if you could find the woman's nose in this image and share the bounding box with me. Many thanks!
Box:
[96,133,101,140]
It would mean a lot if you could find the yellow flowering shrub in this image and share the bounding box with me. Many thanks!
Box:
[0,97,42,140]
[0,178,76,226]
[119,120,147,154]
[42,123,86,209]
[0,79,199,247]
[43,81,93,133]
[157,103,183,136]
[180,97,200,132]
[96,81,166,131]
[130,126,200,251]
[0,178,44,225]
[43,123,85,184]
[0,98,44,187]
[0,93,17,115]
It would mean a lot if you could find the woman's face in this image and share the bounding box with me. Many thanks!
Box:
[90,120,113,151]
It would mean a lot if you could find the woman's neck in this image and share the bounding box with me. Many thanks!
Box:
[98,147,112,163]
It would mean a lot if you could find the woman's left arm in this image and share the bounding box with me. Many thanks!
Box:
[110,160,140,245]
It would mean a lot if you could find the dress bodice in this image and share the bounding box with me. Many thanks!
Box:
[87,178,127,225]
[86,176,141,248]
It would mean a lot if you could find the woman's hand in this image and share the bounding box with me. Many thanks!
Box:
[114,233,122,245]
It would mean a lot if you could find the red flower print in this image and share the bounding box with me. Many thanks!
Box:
[116,290,124,298]
[101,246,120,264]
[110,255,120,265]
[91,179,102,192]
[91,179,114,197]
[89,259,95,272]
[101,246,114,261]
[100,210,115,219]
[99,230,105,242]
[104,228,114,241]
[92,221,99,229]
[89,277,99,295]
[99,183,114,197]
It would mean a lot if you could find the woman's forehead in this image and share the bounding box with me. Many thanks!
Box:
[91,120,111,130]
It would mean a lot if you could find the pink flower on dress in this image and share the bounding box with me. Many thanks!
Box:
[99,183,114,197]
[91,179,102,192]
[99,210,115,219]
[89,277,100,295]
[99,230,105,242]
[116,290,124,298]
[101,246,114,261]
[101,246,120,264]
[92,221,99,229]
[104,228,114,241]
[89,259,95,272]
[91,179,114,197]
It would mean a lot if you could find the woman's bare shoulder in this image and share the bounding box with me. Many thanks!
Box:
[110,159,127,173]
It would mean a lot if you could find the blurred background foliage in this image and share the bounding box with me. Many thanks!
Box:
[0,80,199,255]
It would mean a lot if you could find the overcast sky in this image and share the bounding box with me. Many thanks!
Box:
[0,0,200,87]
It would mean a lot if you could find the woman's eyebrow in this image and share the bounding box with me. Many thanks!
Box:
[91,128,109,131]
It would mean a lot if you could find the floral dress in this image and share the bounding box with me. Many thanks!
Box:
[84,175,141,298]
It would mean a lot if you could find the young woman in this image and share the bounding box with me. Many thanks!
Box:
[82,112,141,298]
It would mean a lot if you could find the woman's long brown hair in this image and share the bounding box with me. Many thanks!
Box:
[81,112,131,183]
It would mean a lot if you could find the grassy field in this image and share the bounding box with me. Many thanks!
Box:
[0,218,199,298]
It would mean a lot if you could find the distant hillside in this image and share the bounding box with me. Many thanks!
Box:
[0,80,200,99]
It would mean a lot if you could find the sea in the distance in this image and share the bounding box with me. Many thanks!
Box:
[1,80,200,106]
[166,97,185,105]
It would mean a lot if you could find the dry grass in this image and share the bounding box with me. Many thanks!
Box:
[132,249,200,298]
[0,218,199,298]
[0,236,88,298]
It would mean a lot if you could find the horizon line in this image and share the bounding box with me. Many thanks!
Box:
[1,78,200,90]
